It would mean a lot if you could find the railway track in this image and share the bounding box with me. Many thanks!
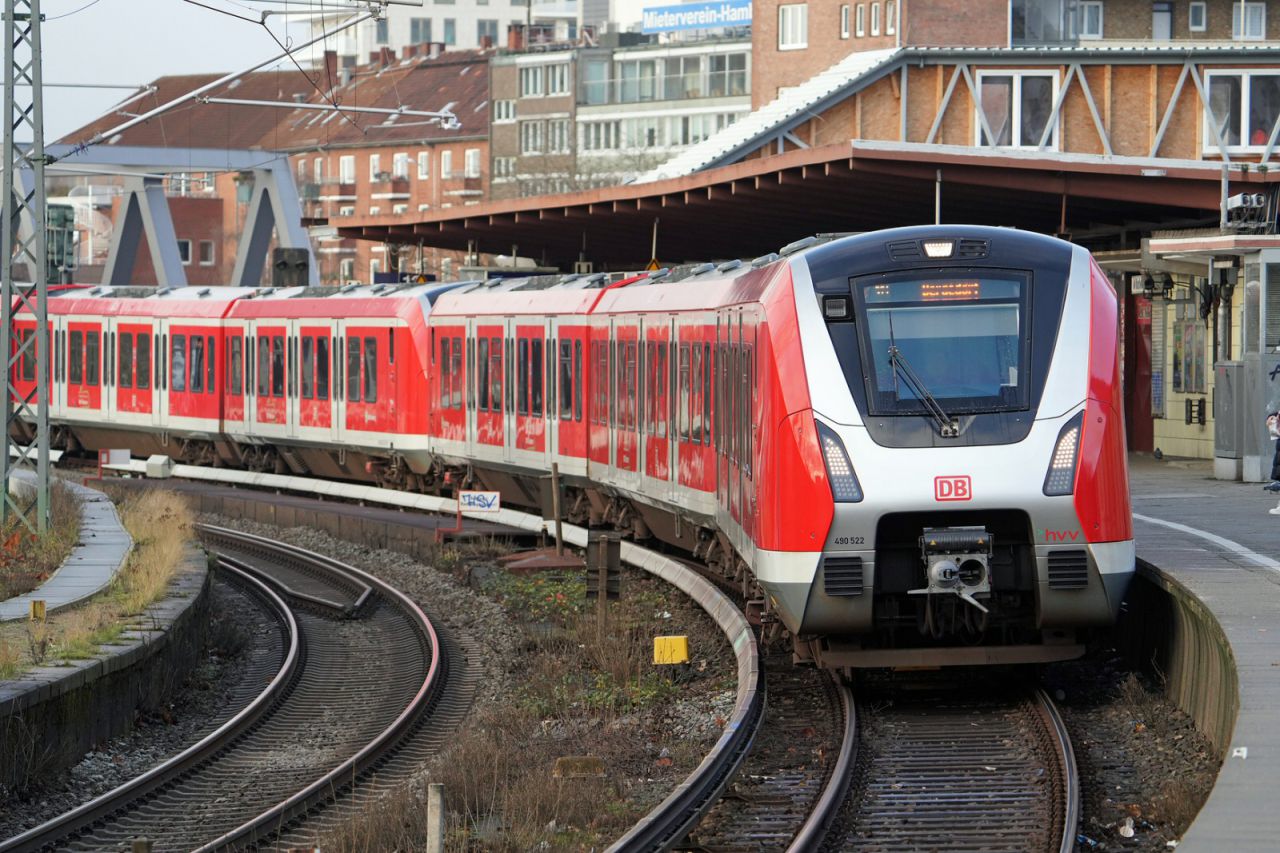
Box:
[0,525,470,852]
[809,675,1079,853]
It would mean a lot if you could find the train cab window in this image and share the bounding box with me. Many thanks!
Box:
[346,336,361,403]
[119,332,133,389]
[363,336,378,403]
[86,331,100,387]
[302,337,314,399]
[517,338,529,416]
[316,337,330,400]
[531,338,543,417]
[229,336,242,395]
[172,335,187,392]
[190,336,205,393]
[558,340,573,419]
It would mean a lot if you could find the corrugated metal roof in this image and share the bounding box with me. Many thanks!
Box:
[634,48,901,183]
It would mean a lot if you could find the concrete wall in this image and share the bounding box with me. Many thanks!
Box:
[0,546,210,794]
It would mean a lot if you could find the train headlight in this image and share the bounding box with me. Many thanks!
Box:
[816,421,863,502]
[1043,412,1084,496]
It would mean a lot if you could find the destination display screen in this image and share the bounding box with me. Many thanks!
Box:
[863,277,1021,304]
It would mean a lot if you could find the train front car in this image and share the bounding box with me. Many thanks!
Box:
[782,226,1134,668]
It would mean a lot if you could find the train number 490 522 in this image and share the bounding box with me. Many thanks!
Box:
[834,536,865,546]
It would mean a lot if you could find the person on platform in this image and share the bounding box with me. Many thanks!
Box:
[1266,409,1280,515]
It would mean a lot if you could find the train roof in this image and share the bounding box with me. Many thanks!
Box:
[44,285,257,319]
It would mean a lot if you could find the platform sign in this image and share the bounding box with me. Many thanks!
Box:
[641,0,752,33]
[459,490,501,513]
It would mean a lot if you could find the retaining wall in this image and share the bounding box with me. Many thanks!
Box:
[0,545,210,794]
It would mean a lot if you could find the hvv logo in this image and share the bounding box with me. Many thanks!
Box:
[460,490,502,512]
[1044,529,1081,542]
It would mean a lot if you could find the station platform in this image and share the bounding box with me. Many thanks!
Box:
[0,476,133,623]
[1127,453,1280,852]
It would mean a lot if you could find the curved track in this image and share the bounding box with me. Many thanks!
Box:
[0,525,457,853]
[810,677,1078,853]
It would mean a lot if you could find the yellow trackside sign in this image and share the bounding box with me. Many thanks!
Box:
[653,635,689,665]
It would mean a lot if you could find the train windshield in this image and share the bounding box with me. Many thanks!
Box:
[852,271,1029,416]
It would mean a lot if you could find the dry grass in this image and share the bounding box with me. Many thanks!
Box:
[0,480,82,599]
[0,488,192,681]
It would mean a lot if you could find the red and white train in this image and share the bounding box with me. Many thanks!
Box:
[9,226,1134,667]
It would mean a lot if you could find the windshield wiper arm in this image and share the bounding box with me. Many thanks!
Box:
[888,345,959,438]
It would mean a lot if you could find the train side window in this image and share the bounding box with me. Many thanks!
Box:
[190,335,205,393]
[69,330,83,385]
[104,332,112,387]
[450,337,462,409]
[466,337,475,411]
[573,339,583,422]
[171,335,187,393]
[333,336,341,400]
[346,336,361,403]
[629,341,639,430]
[86,331,100,387]
[206,336,215,396]
[316,337,330,400]
[302,336,315,399]
[517,337,529,416]
[388,328,395,364]
[678,343,691,442]
[287,337,296,399]
[440,337,451,409]
[258,335,271,397]
[137,333,150,390]
[505,337,513,413]
[363,336,378,403]
[532,337,543,418]
[161,334,167,391]
[691,343,703,444]
[272,335,285,398]
[559,340,573,419]
[702,343,712,446]
[117,331,133,389]
[544,337,554,420]
[478,337,490,411]
[490,336,503,413]
[742,343,753,479]
[229,336,242,395]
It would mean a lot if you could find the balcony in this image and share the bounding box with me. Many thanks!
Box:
[371,172,411,196]
[440,172,486,197]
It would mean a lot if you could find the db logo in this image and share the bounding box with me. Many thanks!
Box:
[934,475,972,502]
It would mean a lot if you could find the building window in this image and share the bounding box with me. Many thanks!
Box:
[410,17,431,42]
[392,152,410,179]
[494,156,516,177]
[369,153,382,181]
[520,120,544,154]
[886,0,896,34]
[177,239,192,265]
[617,59,657,102]
[392,203,408,214]
[441,150,453,177]
[443,18,456,44]
[1189,2,1207,31]
[417,151,431,178]
[546,63,569,95]
[520,66,544,96]
[313,158,323,182]
[547,120,570,153]
[1234,2,1265,39]
[1079,1,1102,39]
[296,158,306,182]
[375,18,388,44]
[199,240,215,266]
[338,205,355,217]
[340,258,355,281]
[778,4,808,50]
[976,71,1058,148]
[709,54,748,97]
[1204,70,1280,151]
[582,58,608,105]
[339,155,355,183]
[840,4,850,38]
[1172,299,1208,393]
[855,3,865,36]
[494,99,516,122]
[369,206,381,216]
[478,18,498,44]
[870,1,880,35]
[464,148,481,177]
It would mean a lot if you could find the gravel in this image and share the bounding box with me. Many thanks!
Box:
[0,580,275,839]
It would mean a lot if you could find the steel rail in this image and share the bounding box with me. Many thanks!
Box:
[0,562,300,853]
[191,528,442,852]
[787,675,859,853]
[1036,688,1082,853]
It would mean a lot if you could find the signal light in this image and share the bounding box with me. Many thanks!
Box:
[816,420,863,503]
[1043,412,1084,496]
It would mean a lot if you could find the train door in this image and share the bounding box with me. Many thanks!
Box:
[254,323,288,432]
[64,319,102,415]
[643,320,671,489]
[512,323,548,459]
[610,319,641,493]
[115,321,154,422]
[223,323,246,429]
[587,322,610,472]
[474,320,504,457]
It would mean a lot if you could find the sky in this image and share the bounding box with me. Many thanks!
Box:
[34,0,328,142]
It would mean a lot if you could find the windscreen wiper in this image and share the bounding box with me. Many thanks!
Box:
[887,315,959,437]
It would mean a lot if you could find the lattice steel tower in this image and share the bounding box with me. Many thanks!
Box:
[2,0,49,532]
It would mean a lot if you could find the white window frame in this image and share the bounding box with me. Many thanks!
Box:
[177,239,192,265]
[974,69,1061,149]
[1079,1,1103,39]
[519,66,544,97]
[546,63,569,95]
[368,153,381,181]
[441,150,454,178]
[313,157,323,182]
[520,120,544,154]
[338,205,355,217]
[1202,69,1280,154]
[1189,1,1207,32]
[339,258,355,282]
[840,4,850,38]
[392,152,410,179]
[464,148,481,178]
[198,240,215,266]
[885,0,896,34]
[417,151,431,179]
[1233,2,1265,40]
[494,99,517,123]
[870,1,880,35]
[369,206,380,216]
[370,259,382,281]
[778,4,808,50]
[855,3,865,36]
[339,155,355,184]
[392,203,409,215]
